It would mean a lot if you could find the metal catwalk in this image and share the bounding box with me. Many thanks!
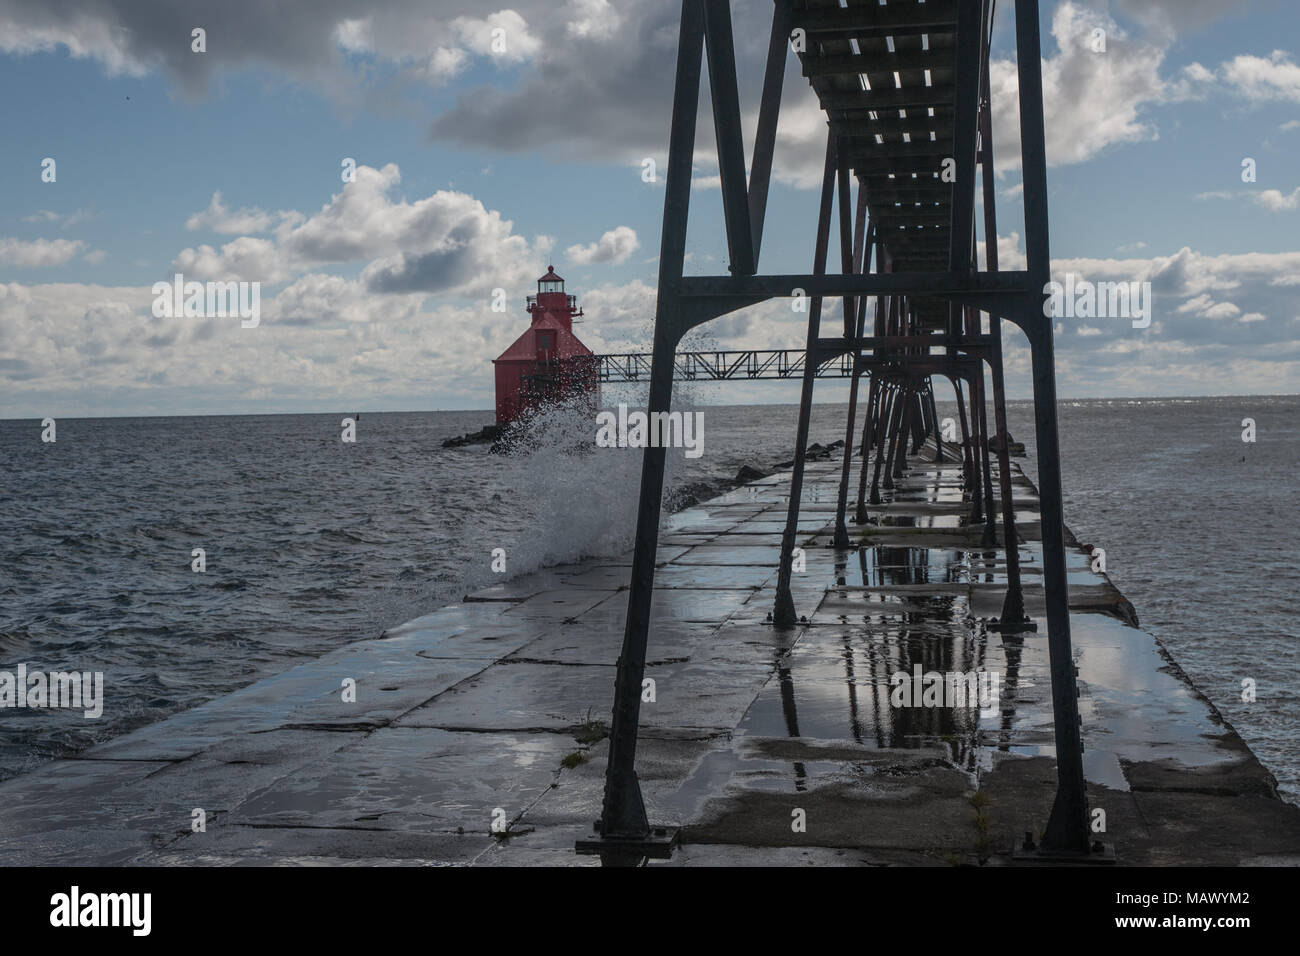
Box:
[579,0,1102,863]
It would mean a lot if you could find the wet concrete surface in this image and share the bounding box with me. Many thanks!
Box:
[2,441,1297,866]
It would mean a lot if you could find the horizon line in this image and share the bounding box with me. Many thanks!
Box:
[3,392,1297,423]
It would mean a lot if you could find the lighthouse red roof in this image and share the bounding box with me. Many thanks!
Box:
[494,314,591,363]
[539,265,563,283]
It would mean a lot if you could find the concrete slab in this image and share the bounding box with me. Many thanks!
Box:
[3,444,1296,869]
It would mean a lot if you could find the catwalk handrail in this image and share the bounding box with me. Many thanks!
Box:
[595,348,855,381]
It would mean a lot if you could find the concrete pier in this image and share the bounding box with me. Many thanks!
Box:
[4,445,1298,866]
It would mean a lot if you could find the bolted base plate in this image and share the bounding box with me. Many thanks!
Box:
[986,616,1038,633]
[576,826,680,859]
[1013,840,1116,865]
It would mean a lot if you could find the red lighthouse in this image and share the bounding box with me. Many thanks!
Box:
[492,266,598,423]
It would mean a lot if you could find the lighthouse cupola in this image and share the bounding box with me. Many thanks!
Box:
[527,265,583,332]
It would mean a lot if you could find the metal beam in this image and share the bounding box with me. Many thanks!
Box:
[793,1,958,35]
[679,270,1033,298]
[805,51,958,77]
[746,0,793,267]
[819,85,956,112]
[816,334,995,354]
[703,0,755,275]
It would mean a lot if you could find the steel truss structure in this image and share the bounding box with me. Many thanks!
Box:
[594,342,994,381]
[578,0,1104,863]
[596,348,853,381]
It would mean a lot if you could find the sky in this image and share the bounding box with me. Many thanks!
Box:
[0,0,1297,418]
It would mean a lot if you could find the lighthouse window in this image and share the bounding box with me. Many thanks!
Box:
[537,331,555,352]
[540,280,562,293]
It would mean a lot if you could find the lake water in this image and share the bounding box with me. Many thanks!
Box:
[2,394,1296,803]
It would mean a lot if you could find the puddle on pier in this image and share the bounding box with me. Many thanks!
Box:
[727,547,1033,787]
[968,547,1106,588]
[661,541,1185,818]
[665,590,1020,816]
[889,486,968,504]
[876,513,965,529]
[831,546,968,588]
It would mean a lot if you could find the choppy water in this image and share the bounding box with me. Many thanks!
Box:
[1,395,1297,804]
[1007,395,1300,805]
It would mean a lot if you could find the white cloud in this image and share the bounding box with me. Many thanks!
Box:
[1178,294,1216,314]
[1194,187,1300,212]
[332,17,371,53]
[172,237,288,284]
[566,226,640,265]
[566,0,621,40]
[0,2,547,102]
[336,9,541,84]
[976,232,1029,271]
[449,11,540,63]
[1219,50,1300,103]
[1254,187,1300,212]
[171,164,543,296]
[1201,301,1241,319]
[0,237,87,267]
[990,3,1174,171]
[185,191,296,233]
[0,11,148,78]
[7,236,1300,415]
[0,0,1258,197]
[0,276,528,412]
[426,46,469,81]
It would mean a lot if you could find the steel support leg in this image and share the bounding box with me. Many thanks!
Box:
[582,0,705,862]
[896,384,916,480]
[833,191,870,548]
[930,388,945,462]
[854,374,879,523]
[870,385,898,505]
[976,370,999,547]
[909,389,925,455]
[965,375,985,523]
[773,133,837,627]
[833,364,862,549]
[1027,320,1090,854]
[990,332,1027,625]
[953,379,973,491]
[883,386,906,489]
[1013,0,1094,857]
